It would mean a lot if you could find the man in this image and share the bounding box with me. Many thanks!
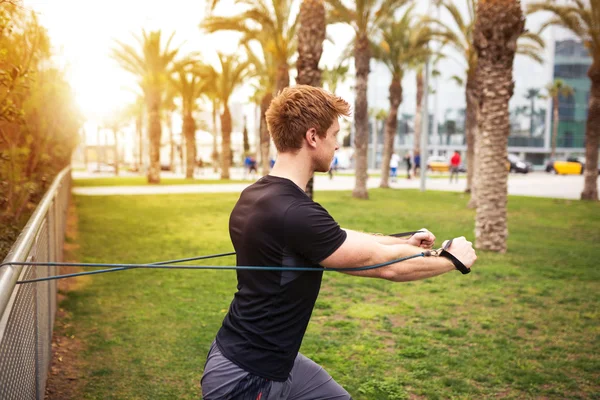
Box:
[414,151,421,177]
[405,151,412,179]
[201,86,477,399]
[450,150,461,183]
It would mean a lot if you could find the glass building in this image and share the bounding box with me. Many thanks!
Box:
[361,36,591,169]
[552,39,591,149]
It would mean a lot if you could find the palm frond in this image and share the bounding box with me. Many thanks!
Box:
[528,2,588,39]
[450,74,464,86]
[519,30,545,49]
[441,0,466,36]
[202,15,252,34]
[373,0,411,27]
[516,47,544,64]
[325,0,355,28]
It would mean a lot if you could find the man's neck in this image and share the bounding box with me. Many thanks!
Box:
[269,152,313,191]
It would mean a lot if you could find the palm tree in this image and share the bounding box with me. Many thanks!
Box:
[124,96,145,171]
[297,0,326,200]
[203,0,297,94]
[473,0,524,253]
[327,0,410,199]
[546,79,575,160]
[322,63,349,94]
[528,0,598,201]
[371,5,436,188]
[413,67,424,168]
[524,87,542,136]
[430,0,544,200]
[297,0,326,88]
[214,53,252,179]
[244,39,277,176]
[204,1,297,178]
[111,30,183,183]
[163,85,178,171]
[242,115,250,154]
[101,109,129,176]
[171,63,213,178]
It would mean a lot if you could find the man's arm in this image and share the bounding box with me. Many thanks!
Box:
[343,229,409,245]
[342,228,435,248]
[321,230,476,282]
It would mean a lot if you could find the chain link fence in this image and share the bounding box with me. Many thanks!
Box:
[0,167,71,400]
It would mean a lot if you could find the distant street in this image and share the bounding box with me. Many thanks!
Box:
[72,169,598,200]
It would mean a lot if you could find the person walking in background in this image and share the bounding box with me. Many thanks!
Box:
[450,150,461,183]
[328,153,339,180]
[389,152,400,182]
[404,151,412,179]
[243,154,252,180]
[414,151,421,177]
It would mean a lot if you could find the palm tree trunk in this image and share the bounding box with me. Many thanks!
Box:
[242,118,250,154]
[473,0,524,252]
[183,112,196,179]
[551,96,559,159]
[413,69,424,158]
[260,93,273,176]
[220,106,232,180]
[136,112,143,171]
[380,77,402,188]
[276,62,290,95]
[297,0,326,199]
[352,34,370,199]
[296,0,325,88]
[168,111,175,171]
[581,60,599,200]
[147,91,162,184]
[529,97,535,137]
[113,130,119,176]
[212,100,219,173]
[465,70,478,196]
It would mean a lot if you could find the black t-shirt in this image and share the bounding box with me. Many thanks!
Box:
[215,175,347,381]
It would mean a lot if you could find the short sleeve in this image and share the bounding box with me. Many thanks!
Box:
[283,201,347,264]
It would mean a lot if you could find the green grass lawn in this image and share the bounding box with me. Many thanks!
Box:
[73,176,248,187]
[59,190,599,399]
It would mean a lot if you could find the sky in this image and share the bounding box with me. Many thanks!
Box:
[22,0,575,140]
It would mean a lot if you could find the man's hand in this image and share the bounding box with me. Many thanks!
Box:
[442,237,477,268]
[407,228,436,249]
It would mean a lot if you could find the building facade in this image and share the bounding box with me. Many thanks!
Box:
[362,38,591,169]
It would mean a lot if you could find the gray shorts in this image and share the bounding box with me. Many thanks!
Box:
[201,341,352,399]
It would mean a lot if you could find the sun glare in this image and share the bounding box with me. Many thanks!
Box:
[23,0,242,122]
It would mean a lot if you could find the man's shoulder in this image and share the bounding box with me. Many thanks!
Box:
[237,177,310,211]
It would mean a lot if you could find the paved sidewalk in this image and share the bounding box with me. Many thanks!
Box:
[71,169,597,200]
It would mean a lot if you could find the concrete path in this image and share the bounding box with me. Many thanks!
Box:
[72,169,597,200]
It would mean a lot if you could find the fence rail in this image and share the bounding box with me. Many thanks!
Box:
[0,167,71,400]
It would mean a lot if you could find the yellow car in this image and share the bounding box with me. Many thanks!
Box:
[427,156,450,172]
[546,157,584,175]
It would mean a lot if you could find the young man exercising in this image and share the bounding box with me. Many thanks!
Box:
[201,85,477,399]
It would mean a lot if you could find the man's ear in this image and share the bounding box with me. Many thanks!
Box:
[305,128,318,149]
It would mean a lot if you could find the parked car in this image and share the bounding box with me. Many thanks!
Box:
[546,156,600,175]
[427,156,450,172]
[508,154,531,173]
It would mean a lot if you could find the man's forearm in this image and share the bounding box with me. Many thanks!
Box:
[342,228,409,245]
[378,248,456,282]
[328,232,454,281]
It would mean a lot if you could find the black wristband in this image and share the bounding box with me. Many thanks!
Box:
[440,249,471,274]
